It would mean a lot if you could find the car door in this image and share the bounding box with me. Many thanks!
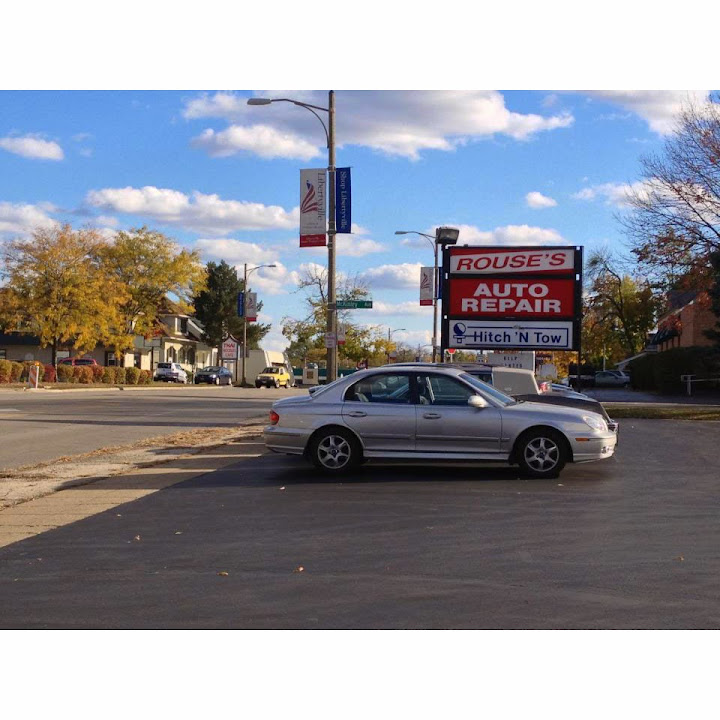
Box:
[342,372,416,453]
[415,373,503,455]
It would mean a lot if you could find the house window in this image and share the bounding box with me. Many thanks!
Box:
[179,347,187,364]
[167,347,177,362]
[0,349,6,360]
[180,318,188,334]
[105,352,117,366]
[188,348,196,365]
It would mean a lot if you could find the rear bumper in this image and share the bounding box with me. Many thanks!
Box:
[264,425,308,454]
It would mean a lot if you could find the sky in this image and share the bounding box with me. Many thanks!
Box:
[0,89,710,352]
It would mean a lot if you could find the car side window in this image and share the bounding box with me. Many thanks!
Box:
[345,373,412,403]
[418,374,475,406]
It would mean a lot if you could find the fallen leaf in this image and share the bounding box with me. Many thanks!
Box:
[675,555,684,562]
[218,571,229,576]
[133,535,141,542]
[174,531,183,535]
[557,483,564,487]
[279,486,286,490]
[293,566,305,573]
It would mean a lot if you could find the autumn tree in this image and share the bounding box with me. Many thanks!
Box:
[622,95,720,297]
[1,225,127,364]
[584,249,659,361]
[282,265,390,367]
[97,227,206,363]
[192,260,270,356]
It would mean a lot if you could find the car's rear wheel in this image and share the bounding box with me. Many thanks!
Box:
[515,428,567,478]
[308,428,361,473]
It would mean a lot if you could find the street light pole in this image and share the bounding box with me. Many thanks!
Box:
[241,262,276,386]
[395,227,459,363]
[248,91,337,383]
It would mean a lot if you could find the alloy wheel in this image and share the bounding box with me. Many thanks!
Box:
[524,436,560,473]
[316,434,352,470]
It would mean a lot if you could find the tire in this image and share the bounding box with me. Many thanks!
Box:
[274,379,279,388]
[255,382,261,389]
[515,428,567,479]
[308,427,362,474]
[215,377,220,385]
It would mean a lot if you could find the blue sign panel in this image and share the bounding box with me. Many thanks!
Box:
[237,291,244,317]
[336,167,351,233]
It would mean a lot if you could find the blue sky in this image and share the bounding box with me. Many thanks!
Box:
[0,90,710,352]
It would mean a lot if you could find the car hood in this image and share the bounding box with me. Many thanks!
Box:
[503,399,600,423]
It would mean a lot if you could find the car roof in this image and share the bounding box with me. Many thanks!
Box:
[387,362,531,375]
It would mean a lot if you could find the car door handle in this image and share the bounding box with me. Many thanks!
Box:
[347,411,367,417]
[423,412,442,419]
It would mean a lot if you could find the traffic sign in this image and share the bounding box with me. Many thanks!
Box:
[336,300,373,309]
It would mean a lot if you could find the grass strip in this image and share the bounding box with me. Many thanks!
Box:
[604,404,720,420]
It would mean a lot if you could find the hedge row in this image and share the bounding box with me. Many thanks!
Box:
[627,347,720,394]
[0,360,153,385]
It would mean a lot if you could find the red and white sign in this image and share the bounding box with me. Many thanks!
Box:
[449,278,576,317]
[300,168,327,248]
[222,337,238,360]
[449,247,575,275]
[337,324,346,345]
[420,266,434,306]
[245,292,257,322]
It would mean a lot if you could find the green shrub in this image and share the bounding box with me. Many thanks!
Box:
[628,347,720,394]
[77,366,93,384]
[102,366,115,383]
[10,362,23,382]
[115,367,127,384]
[139,369,152,385]
[57,364,74,383]
[91,365,104,383]
[0,359,11,383]
[125,366,141,385]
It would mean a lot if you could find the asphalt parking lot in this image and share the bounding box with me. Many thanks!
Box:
[0,418,719,629]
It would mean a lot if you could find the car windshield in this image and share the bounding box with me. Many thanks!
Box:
[202,367,221,372]
[157,363,171,369]
[309,375,347,398]
[262,367,278,373]
[459,373,517,407]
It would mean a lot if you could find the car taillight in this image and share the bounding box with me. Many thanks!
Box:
[539,381,550,393]
[269,410,280,425]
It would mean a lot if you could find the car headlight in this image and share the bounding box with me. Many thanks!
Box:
[582,414,607,432]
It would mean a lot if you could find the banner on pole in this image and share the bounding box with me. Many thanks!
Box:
[336,167,351,233]
[300,168,327,247]
[245,292,257,322]
[337,324,346,345]
[237,291,244,317]
[420,266,434,306]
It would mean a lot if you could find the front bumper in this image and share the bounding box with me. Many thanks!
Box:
[570,432,617,463]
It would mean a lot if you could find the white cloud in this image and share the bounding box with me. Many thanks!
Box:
[261,325,290,353]
[86,186,297,235]
[358,263,424,289]
[371,300,434,317]
[587,90,710,135]
[572,180,653,208]
[195,237,279,265]
[184,91,574,160]
[191,124,321,160]
[0,201,58,236]
[525,191,557,209]
[245,262,301,296]
[0,134,64,160]
[454,223,565,246]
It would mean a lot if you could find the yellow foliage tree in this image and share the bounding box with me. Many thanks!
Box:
[97,227,206,363]
[2,225,128,364]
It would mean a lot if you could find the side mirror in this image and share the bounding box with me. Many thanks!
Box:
[468,395,489,409]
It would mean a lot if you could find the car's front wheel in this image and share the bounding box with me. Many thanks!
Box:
[308,428,361,474]
[515,428,567,478]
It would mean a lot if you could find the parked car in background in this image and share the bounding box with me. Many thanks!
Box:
[194,366,233,385]
[58,357,98,366]
[265,366,617,478]
[153,362,187,383]
[595,370,630,387]
[256,366,292,388]
[391,363,618,434]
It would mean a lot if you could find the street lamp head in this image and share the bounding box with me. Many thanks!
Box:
[247,98,273,105]
[435,226,460,245]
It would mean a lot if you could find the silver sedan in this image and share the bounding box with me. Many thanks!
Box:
[264,366,617,478]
